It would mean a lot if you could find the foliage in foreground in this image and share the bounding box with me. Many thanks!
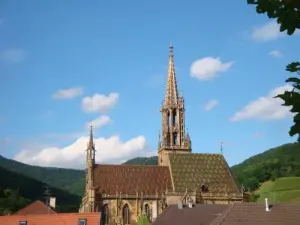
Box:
[247,0,300,141]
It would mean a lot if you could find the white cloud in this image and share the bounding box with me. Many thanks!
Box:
[230,85,293,122]
[52,87,83,100]
[86,115,112,129]
[203,99,219,111]
[14,135,153,169]
[252,21,285,42]
[269,50,283,58]
[0,49,26,63]
[190,57,234,80]
[82,92,119,113]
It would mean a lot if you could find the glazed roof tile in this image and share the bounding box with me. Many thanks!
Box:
[169,153,241,194]
[94,164,172,195]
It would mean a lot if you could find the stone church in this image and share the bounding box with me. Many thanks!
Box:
[79,46,244,225]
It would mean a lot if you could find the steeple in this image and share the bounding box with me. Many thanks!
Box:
[164,45,179,107]
[158,45,192,166]
[87,126,96,165]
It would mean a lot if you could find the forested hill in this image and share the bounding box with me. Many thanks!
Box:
[231,142,300,190]
[0,166,81,214]
[0,155,85,196]
[123,156,158,165]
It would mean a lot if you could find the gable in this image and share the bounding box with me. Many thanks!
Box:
[169,153,241,194]
[94,164,172,195]
[14,200,57,215]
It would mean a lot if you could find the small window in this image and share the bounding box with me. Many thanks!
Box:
[79,218,87,225]
[19,222,27,225]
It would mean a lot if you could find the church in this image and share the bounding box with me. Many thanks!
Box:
[79,46,244,225]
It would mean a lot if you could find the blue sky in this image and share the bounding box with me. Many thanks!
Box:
[0,0,299,168]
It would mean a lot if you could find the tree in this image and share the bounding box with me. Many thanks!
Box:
[247,0,300,35]
[247,0,300,141]
[276,63,300,141]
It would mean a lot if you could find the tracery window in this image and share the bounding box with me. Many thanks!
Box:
[101,204,109,225]
[122,204,131,225]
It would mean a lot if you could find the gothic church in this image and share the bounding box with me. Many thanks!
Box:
[79,46,243,225]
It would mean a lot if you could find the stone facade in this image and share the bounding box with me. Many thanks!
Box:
[79,45,244,225]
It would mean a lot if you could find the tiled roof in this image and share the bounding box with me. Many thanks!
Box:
[169,153,241,194]
[152,204,229,225]
[13,200,57,215]
[210,203,300,225]
[0,212,100,225]
[94,164,172,195]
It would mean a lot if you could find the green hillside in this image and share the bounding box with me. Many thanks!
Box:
[255,177,300,203]
[231,142,300,191]
[0,155,85,196]
[0,165,81,214]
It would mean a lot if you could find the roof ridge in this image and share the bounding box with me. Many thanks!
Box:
[96,164,165,167]
[170,153,222,156]
[210,203,234,225]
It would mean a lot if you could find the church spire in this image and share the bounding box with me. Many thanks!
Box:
[86,125,95,169]
[87,125,95,150]
[158,45,191,166]
[164,45,179,106]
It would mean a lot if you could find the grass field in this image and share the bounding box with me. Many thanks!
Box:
[255,177,300,203]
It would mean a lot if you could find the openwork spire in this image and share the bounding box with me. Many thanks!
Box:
[87,125,94,150]
[164,45,179,106]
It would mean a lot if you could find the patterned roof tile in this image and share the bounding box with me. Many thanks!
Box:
[169,153,241,194]
[94,164,172,195]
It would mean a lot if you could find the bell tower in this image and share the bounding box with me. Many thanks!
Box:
[158,45,191,166]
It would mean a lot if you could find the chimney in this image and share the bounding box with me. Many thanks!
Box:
[265,198,270,212]
[50,197,56,209]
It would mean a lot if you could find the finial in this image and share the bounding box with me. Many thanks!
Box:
[220,141,224,154]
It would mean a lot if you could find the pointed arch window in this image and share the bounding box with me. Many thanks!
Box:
[101,204,109,225]
[122,204,131,225]
[144,203,151,221]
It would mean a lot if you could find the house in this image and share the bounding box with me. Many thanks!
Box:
[152,200,300,225]
[0,212,100,225]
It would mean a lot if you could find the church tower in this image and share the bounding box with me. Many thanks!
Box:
[158,45,192,166]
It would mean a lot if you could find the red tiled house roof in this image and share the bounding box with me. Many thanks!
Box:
[13,200,57,215]
[0,212,100,225]
[94,164,172,195]
[210,203,300,225]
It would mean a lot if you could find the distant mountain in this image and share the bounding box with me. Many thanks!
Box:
[0,156,85,196]
[123,156,158,165]
[1,142,299,204]
[0,165,81,214]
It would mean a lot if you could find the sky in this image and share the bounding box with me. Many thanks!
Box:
[0,0,299,169]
